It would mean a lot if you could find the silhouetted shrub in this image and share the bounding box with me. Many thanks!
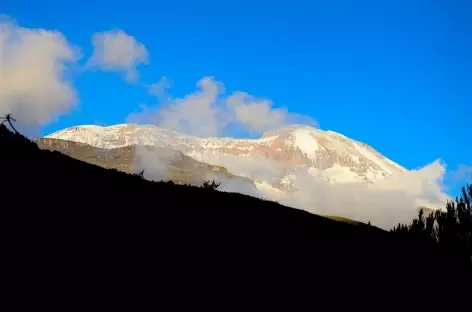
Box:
[201,179,220,190]
[137,169,145,179]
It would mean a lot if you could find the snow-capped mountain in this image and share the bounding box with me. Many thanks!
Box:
[45,124,407,190]
[44,123,447,230]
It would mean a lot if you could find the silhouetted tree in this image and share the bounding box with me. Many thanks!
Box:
[391,182,472,265]
[0,114,19,134]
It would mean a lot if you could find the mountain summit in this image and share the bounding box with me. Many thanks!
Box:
[46,123,406,185]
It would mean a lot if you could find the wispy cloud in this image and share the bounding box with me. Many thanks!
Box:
[87,29,149,82]
[227,91,317,134]
[452,164,472,184]
[148,76,171,97]
[0,15,80,134]
[128,76,317,137]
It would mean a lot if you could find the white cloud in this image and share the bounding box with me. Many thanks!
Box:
[87,29,149,82]
[191,152,448,230]
[128,76,317,137]
[128,76,228,137]
[153,76,227,137]
[227,91,317,134]
[0,16,80,132]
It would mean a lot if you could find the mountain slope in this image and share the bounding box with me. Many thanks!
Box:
[46,123,407,187]
[36,137,255,187]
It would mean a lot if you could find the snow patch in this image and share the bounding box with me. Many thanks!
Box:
[353,143,392,174]
[292,129,318,158]
[326,130,348,139]
[383,156,408,172]
[324,164,360,184]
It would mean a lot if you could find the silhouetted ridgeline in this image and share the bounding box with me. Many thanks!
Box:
[0,124,469,302]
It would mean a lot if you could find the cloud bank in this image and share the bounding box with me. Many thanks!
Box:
[189,152,448,230]
[0,16,80,133]
[87,29,149,82]
[128,76,317,137]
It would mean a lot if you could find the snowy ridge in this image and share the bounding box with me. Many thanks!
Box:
[46,123,408,189]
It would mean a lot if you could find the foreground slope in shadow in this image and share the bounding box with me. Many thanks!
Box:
[0,124,463,293]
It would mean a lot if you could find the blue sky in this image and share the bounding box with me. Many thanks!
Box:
[2,0,471,192]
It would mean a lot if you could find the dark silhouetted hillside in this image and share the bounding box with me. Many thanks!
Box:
[1,124,469,302]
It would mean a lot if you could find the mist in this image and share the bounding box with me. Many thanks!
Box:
[132,143,268,200]
[133,145,174,182]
